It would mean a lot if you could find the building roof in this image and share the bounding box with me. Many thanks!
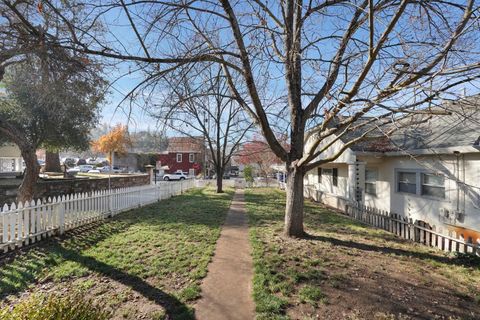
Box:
[338,97,480,153]
[166,136,204,153]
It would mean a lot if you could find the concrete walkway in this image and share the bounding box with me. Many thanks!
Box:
[195,189,255,320]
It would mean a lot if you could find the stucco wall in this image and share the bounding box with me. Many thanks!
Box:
[0,144,21,157]
[305,164,350,210]
[358,153,480,237]
[0,144,23,173]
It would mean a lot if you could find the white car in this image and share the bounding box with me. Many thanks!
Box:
[100,166,123,173]
[73,164,93,172]
[163,172,188,181]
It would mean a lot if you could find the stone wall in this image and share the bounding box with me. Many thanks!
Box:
[0,174,150,204]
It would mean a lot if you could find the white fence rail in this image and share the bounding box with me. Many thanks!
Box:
[346,203,480,256]
[0,180,195,253]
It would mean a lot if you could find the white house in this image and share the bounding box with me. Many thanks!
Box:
[0,143,24,175]
[304,101,480,243]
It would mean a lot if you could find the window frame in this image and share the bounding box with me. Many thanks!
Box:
[332,168,338,187]
[365,168,378,196]
[189,153,195,163]
[395,169,446,200]
[420,172,445,199]
[176,153,182,163]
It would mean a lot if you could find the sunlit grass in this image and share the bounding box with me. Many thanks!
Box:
[0,187,233,319]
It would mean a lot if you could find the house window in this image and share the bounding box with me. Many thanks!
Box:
[396,169,446,199]
[189,153,195,163]
[397,171,417,194]
[365,169,377,195]
[176,153,182,163]
[421,173,445,198]
[317,167,322,183]
[332,168,338,187]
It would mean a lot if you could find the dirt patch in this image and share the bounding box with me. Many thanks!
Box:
[246,188,480,320]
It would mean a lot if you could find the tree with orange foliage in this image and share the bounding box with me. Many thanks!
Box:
[91,124,132,171]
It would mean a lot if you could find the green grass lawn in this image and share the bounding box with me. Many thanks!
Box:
[246,188,480,320]
[0,188,233,320]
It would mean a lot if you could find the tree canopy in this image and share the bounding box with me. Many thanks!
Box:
[2,0,479,235]
[0,56,106,201]
[91,124,132,163]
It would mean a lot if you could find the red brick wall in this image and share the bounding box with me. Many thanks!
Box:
[158,152,202,175]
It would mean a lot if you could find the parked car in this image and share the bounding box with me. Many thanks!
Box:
[86,158,98,165]
[100,166,123,173]
[88,169,101,174]
[74,164,93,172]
[66,167,80,173]
[163,171,188,181]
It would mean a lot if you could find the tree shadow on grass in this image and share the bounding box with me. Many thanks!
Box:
[54,245,194,319]
[0,187,232,300]
[0,219,134,298]
[305,233,478,268]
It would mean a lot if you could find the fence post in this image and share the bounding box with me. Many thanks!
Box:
[58,200,65,235]
[2,205,8,251]
[108,189,113,217]
[413,221,419,243]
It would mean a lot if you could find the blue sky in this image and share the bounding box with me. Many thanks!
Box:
[92,1,480,135]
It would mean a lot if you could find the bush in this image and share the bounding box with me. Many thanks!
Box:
[244,166,254,185]
[0,291,110,320]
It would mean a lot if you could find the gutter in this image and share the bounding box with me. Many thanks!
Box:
[354,145,479,157]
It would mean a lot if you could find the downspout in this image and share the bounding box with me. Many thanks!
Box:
[462,153,466,214]
[453,151,460,213]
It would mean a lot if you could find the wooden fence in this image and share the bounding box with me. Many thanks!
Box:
[345,204,479,256]
[0,180,195,253]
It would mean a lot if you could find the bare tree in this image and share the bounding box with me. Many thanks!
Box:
[150,64,252,193]
[3,0,480,236]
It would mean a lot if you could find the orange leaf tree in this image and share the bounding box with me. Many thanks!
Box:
[91,124,132,165]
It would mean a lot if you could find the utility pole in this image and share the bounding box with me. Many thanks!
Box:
[203,111,208,179]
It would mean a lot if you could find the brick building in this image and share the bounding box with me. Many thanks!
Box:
[157,137,204,176]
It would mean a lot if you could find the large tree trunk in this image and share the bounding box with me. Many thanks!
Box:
[284,167,305,237]
[216,166,224,193]
[18,147,40,203]
[44,151,61,172]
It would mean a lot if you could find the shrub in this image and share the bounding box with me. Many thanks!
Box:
[244,166,254,185]
[0,291,110,320]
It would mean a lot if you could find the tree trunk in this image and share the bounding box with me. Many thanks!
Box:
[18,147,40,203]
[284,167,305,237]
[216,166,224,193]
[45,151,61,172]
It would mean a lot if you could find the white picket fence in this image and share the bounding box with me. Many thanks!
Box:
[0,180,195,253]
[346,203,480,256]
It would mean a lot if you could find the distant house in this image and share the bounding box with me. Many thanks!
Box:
[0,143,24,176]
[157,137,204,176]
[304,101,480,243]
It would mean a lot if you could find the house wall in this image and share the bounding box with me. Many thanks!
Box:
[305,164,350,211]
[158,152,202,175]
[357,153,480,239]
[305,149,480,241]
[305,134,356,163]
[0,144,23,173]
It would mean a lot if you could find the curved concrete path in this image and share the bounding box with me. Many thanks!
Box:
[195,189,255,320]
